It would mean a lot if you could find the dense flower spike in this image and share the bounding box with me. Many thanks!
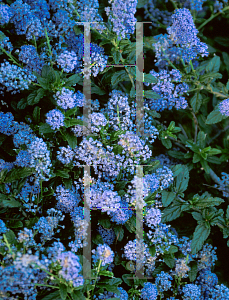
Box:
[54,184,80,213]
[56,50,78,73]
[19,45,44,74]
[219,98,229,116]
[105,0,137,40]
[182,284,201,300]
[0,61,36,94]
[146,69,189,111]
[92,244,115,266]
[46,109,65,130]
[140,282,158,300]
[0,4,13,25]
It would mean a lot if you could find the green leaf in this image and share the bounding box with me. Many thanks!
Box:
[196,195,224,208]
[193,153,201,163]
[190,93,203,113]
[144,73,157,84]
[5,167,34,183]
[65,107,78,117]
[4,229,16,244]
[168,151,185,160]
[39,123,54,134]
[206,55,220,73]
[99,270,114,277]
[99,218,111,229]
[192,212,203,221]
[65,133,78,149]
[64,74,81,86]
[164,254,175,268]
[149,245,156,257]
[56,169,70,178]
[189,261,198,282]
[197,131,206,148]
[64,118,85,128]
[1,198,21,208]
[33,106,40,123]
[71,291,85,300]
[27,90,38,106]
[161,138,172,149]
[112,49,121,64]
[105,285,120,293]
[175,165,189,193]
[122,274,133,286]
[206,109,224,124]
[208,148,221,156]
[113,226,124,242]
[7,220,23,228]
[136,0,148,8]
[161,191,176,207]
[144,90,160,99]
[191,224,211,254]
[161,202,188,222]
[17,98,27,110]
[91,82,105,95]
[168,245,178,254]
[111,70,129,86]
[59,284,67,300]
[200,159,211,174]
[37,77,49,90]
[41,291,62,300]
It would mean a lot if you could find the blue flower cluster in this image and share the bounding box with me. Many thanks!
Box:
[146,69,189,111]
[0,4,13,26]
[56,50,78,73]
[143,0,172,28]
[105,0,137,40]
[57,145,74,164]
[17,228,36,248]
[97,225,115,245]
[54,184,80,213]
[54,87,78,110]
[19,45,44,74]
[46,109,65,130]
[0,61,36,94]
[182,283,201,300]
[155,271,173,293]
[219,98,229,116]
[0,31,13,52]
[145,207,161,228]
[140,282,158,300]
[183,0,206,11]
[92,244,114,266]
[57,251,84,287]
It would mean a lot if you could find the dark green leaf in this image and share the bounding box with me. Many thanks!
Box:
[161,191,176,207]
[144,73,157,84]
[1,198,21,208]
[39,123,54,134]
[27,90,38,106]
[64,118,85,128]
[164,254,175,268]
[122,274,133,286]
[137,0,148,8]
[192,212,203,221]
[41,291,62,300]
[7,220,23,228]
[206,55,220,73]
[37,77,49,90]
[17,98,27,110]
[33,106,40,123]
[197,131,206,148]
[206,109,224,124]
[191,224,211,254]
[4,229,16,244]
[59,284,67,300]
[161,138,172,149]
[113,226,124,242]
[65,107,78,117]
[61,132,77,149]
[200,159,211,174]
[175,165,189,193]
[56,170,70,178]
[64,74,81,86]
[144,90,160,99]
[149,245,156,257]
[5,167,34,183]
[112,49,121,64]
[99,218,111,229]
[190,93,202,113]
[189,261,198,282]
[168,151,185,160]
[99,270,114,277]
[111,70,129,86]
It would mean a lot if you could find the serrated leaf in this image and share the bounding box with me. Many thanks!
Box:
[161,191,176,207]
[164,254,175,268]
[206,55,220,73]
[144,90,160,99]
[39,123,54,134]
[37,77,49,90]
[64,74,81,86]
[206,109,224,124]
[7,220,23,228]
[59,284,67,300]
[161,138,172,149]
[17,98,27,110]
[27,90,38,106]
[1,198,21,208]
[144,73,157,84]
[189,261,198,282]
[33,106,40,123]
[175,165,189,193]
[191,224,211,254]
[113,226,124,242]
[190,93,202,113]
[41,291,62,300]
[111,70,129,86]
[56,169,70,178]
[5,167,34,183]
